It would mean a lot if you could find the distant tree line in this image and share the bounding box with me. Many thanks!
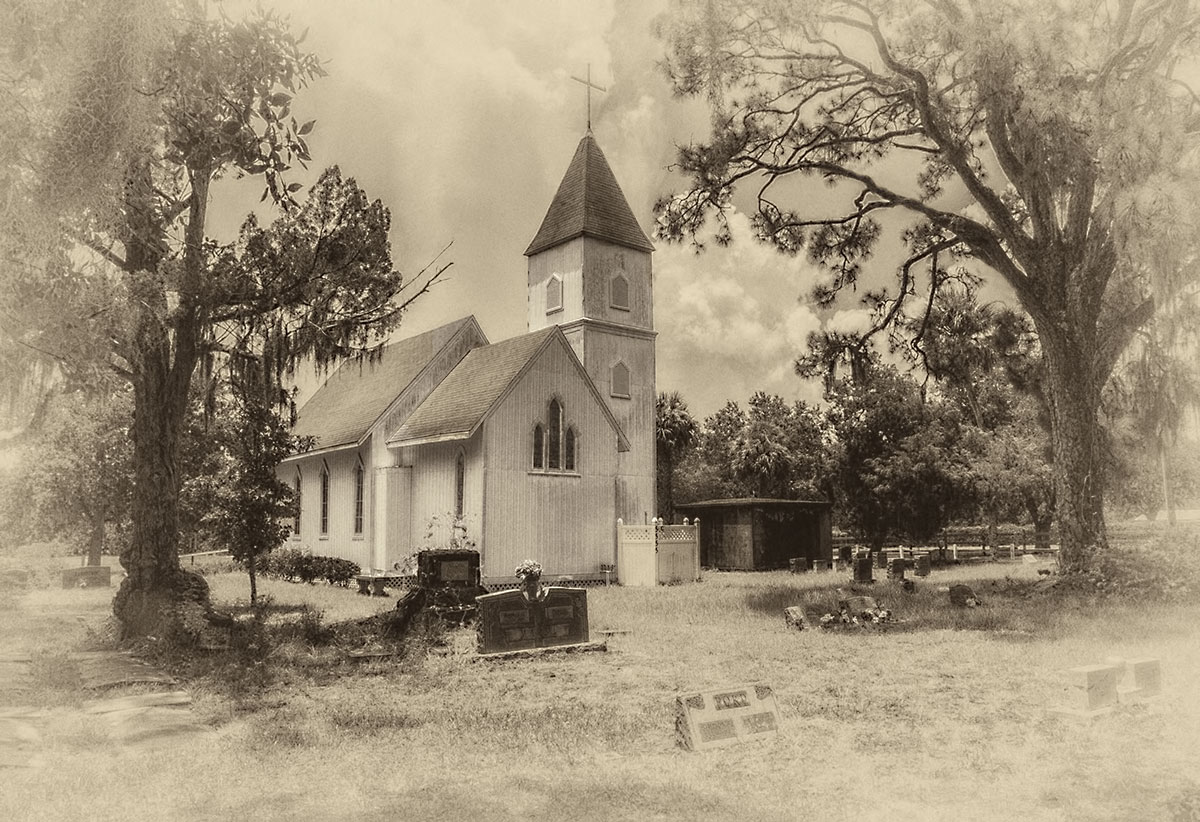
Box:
[657,289,1200,548]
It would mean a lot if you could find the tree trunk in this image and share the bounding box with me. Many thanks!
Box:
[248,553,258,605]
[1159,435,1176,527]
[113,311,211,639]
[111,160,215,640]
[1040,333,1107,574]
[87,510,105,567]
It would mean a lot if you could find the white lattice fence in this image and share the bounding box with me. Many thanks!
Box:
[616,520,700,586]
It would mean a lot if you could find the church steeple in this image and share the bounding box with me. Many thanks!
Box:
[524,134,655,258]
[524,131,657,526]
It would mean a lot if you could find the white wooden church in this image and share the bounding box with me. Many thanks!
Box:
[278,133,657,585]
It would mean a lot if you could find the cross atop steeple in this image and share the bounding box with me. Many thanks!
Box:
[570,64,607,132]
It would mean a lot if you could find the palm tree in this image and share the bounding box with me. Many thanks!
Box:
[656,391,698,522]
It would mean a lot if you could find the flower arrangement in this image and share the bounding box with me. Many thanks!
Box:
[819,606,894,629]
[514,560,543,581]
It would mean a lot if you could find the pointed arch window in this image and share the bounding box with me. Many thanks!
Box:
[353,461,365,535]
[546,274,563,314]
[548,398,562,469]
[564,427,576,472]
[293,471,302,536]
[320,462,330,536]
[532,423,545,469]
[610,274,630,310]
[611,361,630,399]
[454,452,466,519]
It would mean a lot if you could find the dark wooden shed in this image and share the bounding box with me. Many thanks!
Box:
[674,499,833,571]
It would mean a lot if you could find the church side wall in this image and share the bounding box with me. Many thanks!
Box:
[399,435,484,561]
[278,446,373,571]
[578,327,657,524]
[481,340,619,581]
[526,238,584,328]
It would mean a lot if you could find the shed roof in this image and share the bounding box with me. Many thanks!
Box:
[676,498,832,510]
[524,133,655,256]
[290,317,478,451]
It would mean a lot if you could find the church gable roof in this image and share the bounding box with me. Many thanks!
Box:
[389,326,629,450]
[290,316,481,452]
[524,133,655,257]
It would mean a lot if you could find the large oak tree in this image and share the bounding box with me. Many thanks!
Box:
[657,0,1200,572]
[1,1,437,637]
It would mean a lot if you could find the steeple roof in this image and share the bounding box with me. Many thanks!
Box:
[524,133,655,257]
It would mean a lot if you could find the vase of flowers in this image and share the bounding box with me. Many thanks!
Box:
[514,559,544,602]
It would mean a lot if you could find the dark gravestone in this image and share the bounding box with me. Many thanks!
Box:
[476,587,589,655]
[949,584,981,606]
[788,557,810,574]
[61,566,112,589]
[838,545,852,563]
[417,549,481,589]
[913,553,932,577]
[874,551,889,570]
[852,556,874,584]
[887,557,906,581]
[675,684,781,751]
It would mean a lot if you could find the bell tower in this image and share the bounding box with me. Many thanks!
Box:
[525,133,657,525]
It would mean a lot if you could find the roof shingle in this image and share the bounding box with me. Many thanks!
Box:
[291,317,477,450]
[389,327,557,445]
[524,133,655,256]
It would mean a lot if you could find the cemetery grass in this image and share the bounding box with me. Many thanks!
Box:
[3,549,1200,821]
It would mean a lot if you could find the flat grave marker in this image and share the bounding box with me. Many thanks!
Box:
[1107,656,1163,702]
[1053,663,1122,718]
[675,684,782,751]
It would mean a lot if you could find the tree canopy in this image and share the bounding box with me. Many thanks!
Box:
[657,0,1200,572]
[0,2,441,638]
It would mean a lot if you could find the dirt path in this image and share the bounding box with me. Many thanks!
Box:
[0,584,215,768]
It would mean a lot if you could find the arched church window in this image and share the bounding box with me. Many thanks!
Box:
[546,274,563,313]
[320,462,330,535]
[610,274,630,310]
[611,361,630,398]
[564,427,577,472]
[353,461,365,535]
[532,423,545,469]
[548,398,562,469]
[454,452,465,519]
[293,471,302,536]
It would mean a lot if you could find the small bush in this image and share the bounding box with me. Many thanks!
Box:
[258,550,359,587]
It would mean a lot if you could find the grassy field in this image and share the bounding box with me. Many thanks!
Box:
[2,543,1199,822]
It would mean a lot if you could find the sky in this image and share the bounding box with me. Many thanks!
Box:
[208,0,842,419]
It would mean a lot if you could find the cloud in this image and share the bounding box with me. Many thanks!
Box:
[655,211,826,417]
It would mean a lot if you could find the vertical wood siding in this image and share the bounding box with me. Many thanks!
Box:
[276,446,372,570]
[481,338,619,580]
[526,238,585,328]
[581,237,653,330]
[581,328,657,522]
[405,436,484,556]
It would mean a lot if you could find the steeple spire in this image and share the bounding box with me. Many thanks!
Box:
[524,133,654,257]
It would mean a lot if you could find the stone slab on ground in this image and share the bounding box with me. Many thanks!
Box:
[87,690,212,748]
[675,684,782,752]
[75,652,176,690]
[471,640,607,662]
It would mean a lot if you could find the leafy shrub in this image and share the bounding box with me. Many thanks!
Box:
[322,557,359,587]
[258,549,360,587]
